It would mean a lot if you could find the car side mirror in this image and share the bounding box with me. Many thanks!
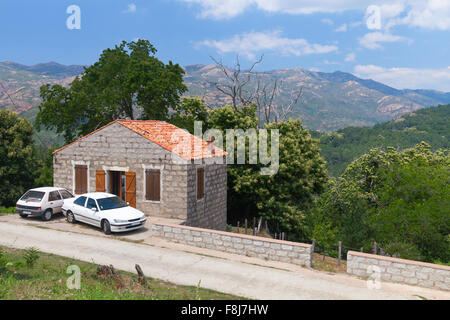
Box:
[92,207,98,212]
[127,202,130,206]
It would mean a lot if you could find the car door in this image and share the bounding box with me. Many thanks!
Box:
[48,191,64,213]
[72,196,88,223]
[85,198,101,227]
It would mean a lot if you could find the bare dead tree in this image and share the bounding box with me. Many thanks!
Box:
[210,54,263,111]
[210,55,304,125]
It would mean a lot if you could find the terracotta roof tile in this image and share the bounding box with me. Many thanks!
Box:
[53,120,226,161]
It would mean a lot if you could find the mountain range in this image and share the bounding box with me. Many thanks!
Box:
[1,61,450,131]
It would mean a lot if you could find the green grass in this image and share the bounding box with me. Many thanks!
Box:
[0,247,242,300]
[0,207,16,215]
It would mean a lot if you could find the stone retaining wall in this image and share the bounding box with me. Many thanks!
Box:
[347,251,450,291]
[152,222,313,267]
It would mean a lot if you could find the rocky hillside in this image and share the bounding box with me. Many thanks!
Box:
[1,61,450,131]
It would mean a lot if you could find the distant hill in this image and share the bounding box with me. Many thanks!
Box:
[314,104,450,176]
[184,64,450,131]
[1,61,450,132]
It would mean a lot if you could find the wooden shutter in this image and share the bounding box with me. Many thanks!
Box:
[197,168,204,199]
[96,171,106,192]
[145,169,160,201]
[75,165,88,194]
[125,172,136,208]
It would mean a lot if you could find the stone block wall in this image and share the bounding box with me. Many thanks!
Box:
[347,251,450,291]
[152,222,313,267]
[53,121,227,230]
[185,162,227,231]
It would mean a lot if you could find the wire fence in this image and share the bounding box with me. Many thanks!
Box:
[228,217,390,267]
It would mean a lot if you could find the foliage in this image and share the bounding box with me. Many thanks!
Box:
[169,97,209,134]
[23,247,40,269]
[35,40,187,143]
[0,207,17,214]
[313,142,450,262]
[0,110,37,207]
[381,242,422,261]
[207,106,328,237]
[34,145,59,187]
[371,159,449,262]
[316,104,450,176]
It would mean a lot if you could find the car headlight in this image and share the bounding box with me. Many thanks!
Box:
[114,219,128,223]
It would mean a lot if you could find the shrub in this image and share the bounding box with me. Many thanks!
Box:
[382,242,422,261]
[23,247,40,268]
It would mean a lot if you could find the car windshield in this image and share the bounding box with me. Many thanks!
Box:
[96,196,128,211]
[20,190,45,202]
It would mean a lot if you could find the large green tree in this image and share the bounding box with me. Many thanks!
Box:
[207,105,328,237]
[312,142,450,262]
[35,40,187,143]
[0,110,36,206]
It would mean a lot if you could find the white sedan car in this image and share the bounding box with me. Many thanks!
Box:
[62,192,147,234]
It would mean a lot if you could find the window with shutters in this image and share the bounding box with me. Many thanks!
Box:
[145,169,161,201]
[197,168,205,200]
[74,165,88,194]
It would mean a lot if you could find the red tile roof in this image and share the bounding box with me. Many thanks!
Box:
[53,120,226,160]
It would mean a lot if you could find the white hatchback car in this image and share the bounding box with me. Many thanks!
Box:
[62,192,147,234]
[16,187,75,221]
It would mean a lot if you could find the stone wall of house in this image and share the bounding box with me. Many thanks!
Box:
[151,222,313,267]
[185,161,227,231]
[347,251,450,291]
[53,122,190,220]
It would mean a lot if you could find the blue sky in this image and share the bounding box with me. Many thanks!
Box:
[1,0,450,91]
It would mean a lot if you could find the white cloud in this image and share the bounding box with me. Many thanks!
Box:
[345,52,356,62]
[321,18,334,26]
[124,3,137,14]
[359,31,411,49]
[196,30,338,60]
[180,0,379,19]
[354,65,450,91]
[335,24,348,32]
[181,0,450,32]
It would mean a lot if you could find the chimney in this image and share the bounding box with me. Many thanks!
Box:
[207,136,215,156]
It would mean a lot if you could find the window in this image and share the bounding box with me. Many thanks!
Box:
[49,191,62,202]
[74,165,88,194]
[145,169,160,201]
[197,168,204,200]
[74,196,87,207]
[97,196,128,211]
[20,190,45,201]
[59,189,74,199]
[86,198,98,211]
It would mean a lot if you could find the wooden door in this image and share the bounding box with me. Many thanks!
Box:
[125,172,136,208]
[96,171,106,192]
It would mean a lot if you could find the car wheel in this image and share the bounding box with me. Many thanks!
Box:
[67,211,76,224]
[19,213,27,219]
[42,209,52,221]
[102,220,111,235]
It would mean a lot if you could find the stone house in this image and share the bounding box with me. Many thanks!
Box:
[52,120,227,230]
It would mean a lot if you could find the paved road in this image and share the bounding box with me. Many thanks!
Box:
[0,220,448,300]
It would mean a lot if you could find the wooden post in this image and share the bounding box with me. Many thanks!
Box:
[245,219,248,235]
[338,241,342,266]
[373,242,378,255]
[253,217,256,230]
[265,220,269,234]
[274,233,277,239]
[135,264,147,286]
[257,217,262,233]
[360,247,363,252]
[253,227,257,236]
[237,221,240,234]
